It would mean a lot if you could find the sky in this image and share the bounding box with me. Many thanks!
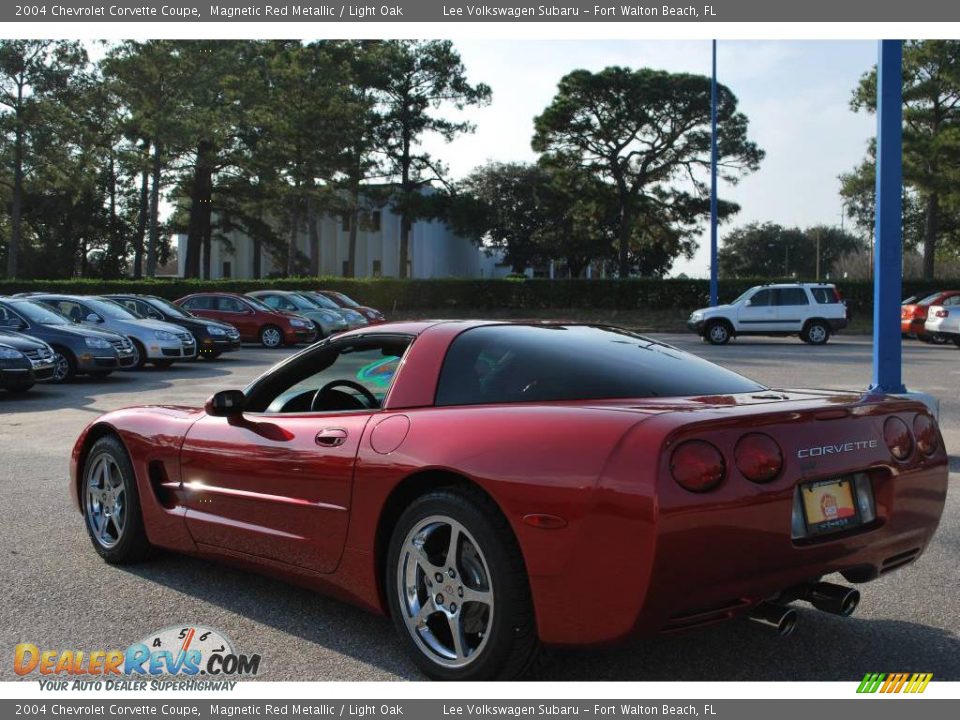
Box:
[419,40,878,277]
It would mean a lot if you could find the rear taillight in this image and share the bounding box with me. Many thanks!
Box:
[670,440,725,492]
[913,414,939,456]
[883,416,914,461]
[734,433,783,483]
[833,288,843,303]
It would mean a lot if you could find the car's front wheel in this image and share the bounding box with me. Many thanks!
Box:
[50,347,76,383]
[386,488,539,680]
[82,435,153,564]
[259,325,284,349]
[705,320,732,345]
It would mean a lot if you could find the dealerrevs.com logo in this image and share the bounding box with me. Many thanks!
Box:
[14,626,261,689]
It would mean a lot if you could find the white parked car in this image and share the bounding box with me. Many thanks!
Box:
[687,283,848,345]
[923,298,960,346]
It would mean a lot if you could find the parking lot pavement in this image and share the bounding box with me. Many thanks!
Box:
[1,335,957,682]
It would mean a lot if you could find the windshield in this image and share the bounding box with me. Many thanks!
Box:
[86,298,137,320]
[436,325,765,406]
[730,289,754,305]
[303,292,340,310]
[244,295,275,312]
[285,294,318,311]
[12,300,71,326]
[145,296,193,319]
[329,291,360,308]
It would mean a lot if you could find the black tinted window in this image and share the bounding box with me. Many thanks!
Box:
[775,288,809,306]
[436,325,764,406]
[810,287,838,304]
[748,289,772,306]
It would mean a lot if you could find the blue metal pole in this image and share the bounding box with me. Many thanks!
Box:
[870,40,906,394]
[709,39,719,307]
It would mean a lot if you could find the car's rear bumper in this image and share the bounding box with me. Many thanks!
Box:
[529,456,947,646]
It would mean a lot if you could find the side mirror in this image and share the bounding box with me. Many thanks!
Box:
[205,389,246,417]
[85,313,103,323]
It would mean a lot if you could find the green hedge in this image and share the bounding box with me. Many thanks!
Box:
[0,277,955,314]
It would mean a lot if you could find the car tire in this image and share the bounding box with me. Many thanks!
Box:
[151,360,174,369]
[50,346,77,383]
[705,320,732,345]
[927,334,949,345]
[259,325,284,349]
[81,435,154,565]
[801,320,831,345]
[386,486,540,681]
[129,339,147,370]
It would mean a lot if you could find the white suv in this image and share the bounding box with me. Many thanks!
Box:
[687,283,848,345]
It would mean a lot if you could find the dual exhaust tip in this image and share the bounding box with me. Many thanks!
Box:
[748,582,860,637]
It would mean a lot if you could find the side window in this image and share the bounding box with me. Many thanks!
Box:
[217,297,245,313]
[810,287,838,304]
[775,288,810,306]
[748,289,772,307]
[55,301,85,323]
[183,296,211,311]
[117,299,143,316]
[260,295,288,310]
[944,295,960,307]
[253,339,412,414]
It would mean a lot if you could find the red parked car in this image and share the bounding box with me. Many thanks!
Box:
[175,292,317,348]
[901,290,960,342]
[70,322,947,680]
[316,290,386,324]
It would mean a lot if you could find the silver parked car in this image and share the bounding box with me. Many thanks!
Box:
[245,290,351,338]
[32,295,196,369]
[299,291,369,329]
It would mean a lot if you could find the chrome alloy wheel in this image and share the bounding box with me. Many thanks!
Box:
[84,453,127,549]
[397,516,494,668]
[261,327,283,348]
[808,324,828,344]
[52,353,70,382]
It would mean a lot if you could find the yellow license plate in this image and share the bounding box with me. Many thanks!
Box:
[801,478,860,535]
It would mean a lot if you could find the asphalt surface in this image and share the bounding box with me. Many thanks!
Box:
[1,333,957,682]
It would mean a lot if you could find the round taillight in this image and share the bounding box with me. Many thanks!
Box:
[913,414,938,456]
[734,433,783,483]
[670,440,725,492]
[883,416,913,461]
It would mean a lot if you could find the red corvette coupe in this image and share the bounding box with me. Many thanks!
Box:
[70,322,948,680]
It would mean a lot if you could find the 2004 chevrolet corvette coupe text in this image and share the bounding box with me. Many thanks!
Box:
[70,322,948,680]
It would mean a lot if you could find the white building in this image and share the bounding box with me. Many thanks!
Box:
[176,202,509,280]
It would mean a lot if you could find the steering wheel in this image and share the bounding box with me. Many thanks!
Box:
[310,379,378,412]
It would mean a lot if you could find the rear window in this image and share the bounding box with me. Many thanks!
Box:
[810,287,839,304]
[435,325,765,406]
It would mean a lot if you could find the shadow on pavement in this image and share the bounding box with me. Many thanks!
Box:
[121,550,959,682]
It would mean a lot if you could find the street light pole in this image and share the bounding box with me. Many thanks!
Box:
[709,39,719,306]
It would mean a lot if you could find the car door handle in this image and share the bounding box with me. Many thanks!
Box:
[316,428,348,447]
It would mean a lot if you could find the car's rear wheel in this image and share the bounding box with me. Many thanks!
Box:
[801,320,831,345]
[705,320,732,345]
[50,347,76,383]
[386,488,539,681]
[259,325,284,349]
[82,435,153,564]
